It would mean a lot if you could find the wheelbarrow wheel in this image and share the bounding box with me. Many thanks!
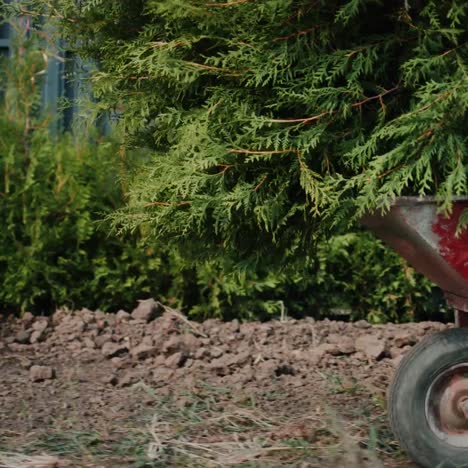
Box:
[389,328,468,467]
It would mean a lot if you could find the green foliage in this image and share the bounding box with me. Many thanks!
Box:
[0,3,452,322]
[11,0,466,268]
[179,232,445,323]
[0,22,171,313]
[0,124,171,312]
[312,232,446,323]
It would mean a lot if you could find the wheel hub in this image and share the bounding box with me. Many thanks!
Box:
[459,398,468,418]
[426,364,468,447]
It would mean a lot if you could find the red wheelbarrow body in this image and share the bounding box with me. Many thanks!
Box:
[362,196,468,467]
[362,196,468,324]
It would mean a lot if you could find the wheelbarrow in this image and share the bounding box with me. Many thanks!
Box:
[362,196,468,467]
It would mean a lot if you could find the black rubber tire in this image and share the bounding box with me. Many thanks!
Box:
[389,328,468,468]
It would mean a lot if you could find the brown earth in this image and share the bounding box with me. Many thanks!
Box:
[0,300,450,467]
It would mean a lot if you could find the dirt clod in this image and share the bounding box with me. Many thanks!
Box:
[131,298,162,322]
[32,318,49,332]
[355,334,387,360]
[118,369,145,387]
[255,359,279,381]
[116,309,131,321]
[30,365,55,382]
[153,366,175,383]
[21,311,35,326]
[101,341,128,358]
[131,343,157,360]
[30,328,46,344]
[165,351,186,368]
[15,329,32,344]
[393,330,417,348]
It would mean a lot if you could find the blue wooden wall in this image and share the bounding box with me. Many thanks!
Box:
[0,17,102,133]
[0,18,9,57]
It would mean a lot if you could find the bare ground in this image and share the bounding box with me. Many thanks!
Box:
[0,301,449,467]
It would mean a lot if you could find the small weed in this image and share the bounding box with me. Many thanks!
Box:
[7,427,152,466]
[322,372,364,396]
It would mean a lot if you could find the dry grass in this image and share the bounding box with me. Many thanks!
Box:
[0,379,407,467]
[139,382,393,467]
[0,453,68,468]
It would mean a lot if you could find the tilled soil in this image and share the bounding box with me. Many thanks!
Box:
[0,300,450,467]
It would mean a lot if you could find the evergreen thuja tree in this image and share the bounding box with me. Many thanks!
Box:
[9,0,467,268]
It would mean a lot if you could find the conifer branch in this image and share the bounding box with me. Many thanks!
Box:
[205,0,252,6]
[186,61,242,75]
[268,87,399,125]
[149,41,188,49]
[252,175,268,192]
[216,164,233,174]
[296,150,306,171]
[267,112,331,124]
[145,201,191,208]
[377,164,406,180]
[284,1,320,25]
[17,6,76,23]
[228,148,294,155]
[438,42,468,58]
[273,27,318,42]
[351,86,400,109]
